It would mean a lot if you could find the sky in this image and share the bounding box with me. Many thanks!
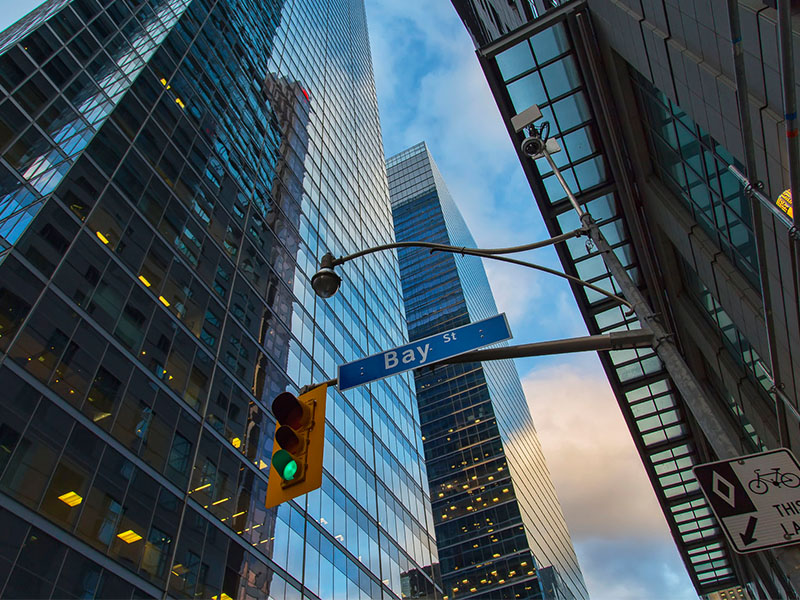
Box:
[362,1,699,598]
[0,0,698,597]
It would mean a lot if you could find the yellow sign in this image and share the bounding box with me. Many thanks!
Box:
[777,189,793,219]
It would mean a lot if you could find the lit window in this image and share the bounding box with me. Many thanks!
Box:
[58,491,83,506]
[117,529,143,543]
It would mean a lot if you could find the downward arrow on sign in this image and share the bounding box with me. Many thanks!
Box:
[740,516,758,546]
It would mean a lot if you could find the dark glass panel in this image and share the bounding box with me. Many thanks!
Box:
[95,569,135,600]
[56,156,106,220]
[3,561,56,599]
[42,50,80,87]
[37,96,78,140]
[88,12,116,46]
[0,162,24,201]
[40,458,91,528]
[8,290,78,383]
[140,390,178,472]
[5,125,50,172]
[53,321,106,406]
[0,100,26,153]
[115,211,151,273]
[22,25,62,64]
[0,502,31,563]
[106,1,133,27]
[51,550,103,599]
[15,201,78,277]
[114,283,150,351]
[90,121,128,176]
[111,96,148,141]
[140,524,171,584]
[86,259,131,331]
[0,397,68,509]
[84,347,128,427]
[0,47,35,91]
[48,6,83,44]
[69,28,102,64]
[0,255,44,353]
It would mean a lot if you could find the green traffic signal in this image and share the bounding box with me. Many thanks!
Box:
[272,449,298,481]
[266,384,328,508]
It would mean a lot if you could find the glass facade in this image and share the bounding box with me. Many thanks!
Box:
[630,72,760,287]
[387,142,586,600]
[0,0,440,598]
[679,256,773,452]
[449,0,534,48]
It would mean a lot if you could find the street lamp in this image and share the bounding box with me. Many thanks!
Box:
[310,252,341,298]
[311,229,634,311]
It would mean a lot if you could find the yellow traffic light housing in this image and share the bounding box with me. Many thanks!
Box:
[265,383,327,508]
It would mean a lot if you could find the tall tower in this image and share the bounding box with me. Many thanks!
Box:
[387,142,587,600]
[0,1,440,598]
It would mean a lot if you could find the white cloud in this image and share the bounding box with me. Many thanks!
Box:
[522,358,697,598]
[522,358,666,537]
[576,538,698,600]
[483,260,543,324]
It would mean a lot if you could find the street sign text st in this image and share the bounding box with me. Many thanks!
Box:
[337,313,511,391]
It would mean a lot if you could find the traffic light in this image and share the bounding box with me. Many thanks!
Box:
[265,383,327,508]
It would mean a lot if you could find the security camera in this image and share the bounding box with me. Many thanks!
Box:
[520,120,551,159]
[520,135,546,158]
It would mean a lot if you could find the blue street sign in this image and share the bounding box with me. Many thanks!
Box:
[337,313,512,391]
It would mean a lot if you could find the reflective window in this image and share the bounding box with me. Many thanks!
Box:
[631,71,759,286]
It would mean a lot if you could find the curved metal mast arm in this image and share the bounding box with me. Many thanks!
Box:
[328,227,586,266]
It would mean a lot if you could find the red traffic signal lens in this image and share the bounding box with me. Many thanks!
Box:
[275,425,302,454]
[272,392,311,429]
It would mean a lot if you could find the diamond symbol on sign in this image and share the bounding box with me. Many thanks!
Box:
[712,471,736,508]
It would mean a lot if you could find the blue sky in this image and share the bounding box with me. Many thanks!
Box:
[0,1,698,597]
[363,1,699,598]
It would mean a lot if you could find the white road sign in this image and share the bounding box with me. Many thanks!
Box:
[693,448,800,554]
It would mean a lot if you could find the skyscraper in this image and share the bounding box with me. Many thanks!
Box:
[453,1,800,597]
[0,1,440,598]
[387,142,587,600]
[449,0,534,47]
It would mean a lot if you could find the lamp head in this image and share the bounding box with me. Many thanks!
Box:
[311,267,341,298]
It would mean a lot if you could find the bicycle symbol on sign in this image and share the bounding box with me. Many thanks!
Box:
[748,467,800,495]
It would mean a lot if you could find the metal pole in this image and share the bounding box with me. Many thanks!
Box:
[583,214,740,457]
[545,149,800,588]
[543,151,585,217]
[542,149,740,457]
[729,166,794,228]
[778,0,800,222]
[727,0,791,449]
[439,329,654,363]
[777,0,800,454]
[729,165,794,446]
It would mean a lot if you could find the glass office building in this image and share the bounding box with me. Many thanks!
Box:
[0,0,441,598]
[387,142,586,600]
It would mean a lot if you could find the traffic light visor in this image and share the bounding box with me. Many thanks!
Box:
[272,392,311,428]
[275,425,302,454]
